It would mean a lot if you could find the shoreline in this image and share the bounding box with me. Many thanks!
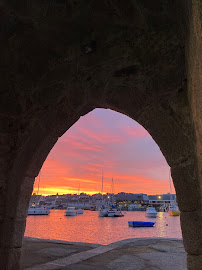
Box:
[24,235,183,246]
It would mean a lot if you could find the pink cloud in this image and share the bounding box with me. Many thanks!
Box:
[36,109,171,196]
[123,126,150,138]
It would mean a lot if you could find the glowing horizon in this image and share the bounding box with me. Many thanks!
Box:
[33,109,174,196]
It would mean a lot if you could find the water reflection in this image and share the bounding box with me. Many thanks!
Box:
[25,210,182,245]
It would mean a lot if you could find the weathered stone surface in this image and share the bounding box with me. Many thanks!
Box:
[5,175,34,219]
[0,247,22,270]
[0,1,202,270]
[22,238,186,270]
[171,162,201,212]
[186,0,202,210]
[187,254,202,270]
[14,177,35,219]
[108,255,144,270]
[137,105,193,167]
[40,247,76,257]
[0,218,26,248]
[180,211,202,255]
[139,252,186,270]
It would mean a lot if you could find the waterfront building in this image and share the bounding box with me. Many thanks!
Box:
[115,193,149,210]
[148,193,176,207]
[29,194,45,208]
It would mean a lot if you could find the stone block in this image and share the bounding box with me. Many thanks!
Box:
[0,218,26,248]
[10,120,51,180]
[25,134,58,177]
[137,105,193,167]
[171,162,201,212]
[187,254,202,270]
[180,211,202,255]
[0,247,22,270]
[4,176,34,219]
[15,177,34,219]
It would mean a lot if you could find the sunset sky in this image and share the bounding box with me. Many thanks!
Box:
[34,108,174,196]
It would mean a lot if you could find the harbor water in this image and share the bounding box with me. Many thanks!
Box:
[25,210,182,245]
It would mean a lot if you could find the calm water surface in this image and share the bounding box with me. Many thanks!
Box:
[25,210,182,245]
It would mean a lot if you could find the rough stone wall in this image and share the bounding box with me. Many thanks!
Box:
[0,1,201,269]
[185,1,202,269]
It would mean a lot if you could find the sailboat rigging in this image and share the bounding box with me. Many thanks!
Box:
[99,172,108,217]
[28,171,50,215]
[77,183,84,214]
[168,169,180,216]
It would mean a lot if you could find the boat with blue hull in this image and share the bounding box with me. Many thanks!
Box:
[128,221,155,227]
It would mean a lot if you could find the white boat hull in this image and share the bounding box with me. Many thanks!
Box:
[99,209,108,217]
[65,211,77,216]
[77,209,84,214]
[146,207,157,218]
[106,209,124,217]
[28,208,50,215]
[65,207,77,216]
[146,212,157,218]
[114,211,124,217]
[107,211,115,217]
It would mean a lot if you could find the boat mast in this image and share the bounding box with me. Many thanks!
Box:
[36,171,41,206]
[78,183,80,207]
[110,177,114,206]
[101,171,103,205]
[169,168,172,203]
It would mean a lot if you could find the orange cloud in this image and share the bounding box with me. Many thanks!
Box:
[33,109,173,196]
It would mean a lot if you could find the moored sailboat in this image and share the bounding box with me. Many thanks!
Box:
[106,179,124,217]
[65,207,77,216]
[77,184,84,214]
[99,172,109,217]
[107,207,124,217]
[168,203,180,216]
[28,208,50,215]
[168,169,180,216]
[28,172,50,216]
[99,206,108,217]
[145,206,157,218]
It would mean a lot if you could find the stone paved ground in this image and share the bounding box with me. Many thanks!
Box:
[23,238,186,270]
[22,238,100,269]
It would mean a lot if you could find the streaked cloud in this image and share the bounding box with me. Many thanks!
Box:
[33,109,173,196]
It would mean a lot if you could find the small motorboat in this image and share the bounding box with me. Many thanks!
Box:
[128,221,156,227]
[99,207,108,217]
[114,209,124,217]
[28,207,50,215]
[107,208,116,217]
[65,207,77,216]
[168,203,180,216]
[77,208,84,214]
[106,205,124,217]
[145,206,157,218]
[107,208,124,217]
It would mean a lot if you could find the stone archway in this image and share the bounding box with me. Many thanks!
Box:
[0,1,202,269]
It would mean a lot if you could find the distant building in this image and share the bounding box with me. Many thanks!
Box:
[148,193,176,206]
[29,194,45,207]
[68,201,91,209]
[115,193,149,210]
[28,192,177,210]
[115,192,149,203]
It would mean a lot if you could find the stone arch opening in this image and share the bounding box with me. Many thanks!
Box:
[2,92,200,269]
[25,107,182,245]
[1,1,202,269]
[29,108,172,197]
